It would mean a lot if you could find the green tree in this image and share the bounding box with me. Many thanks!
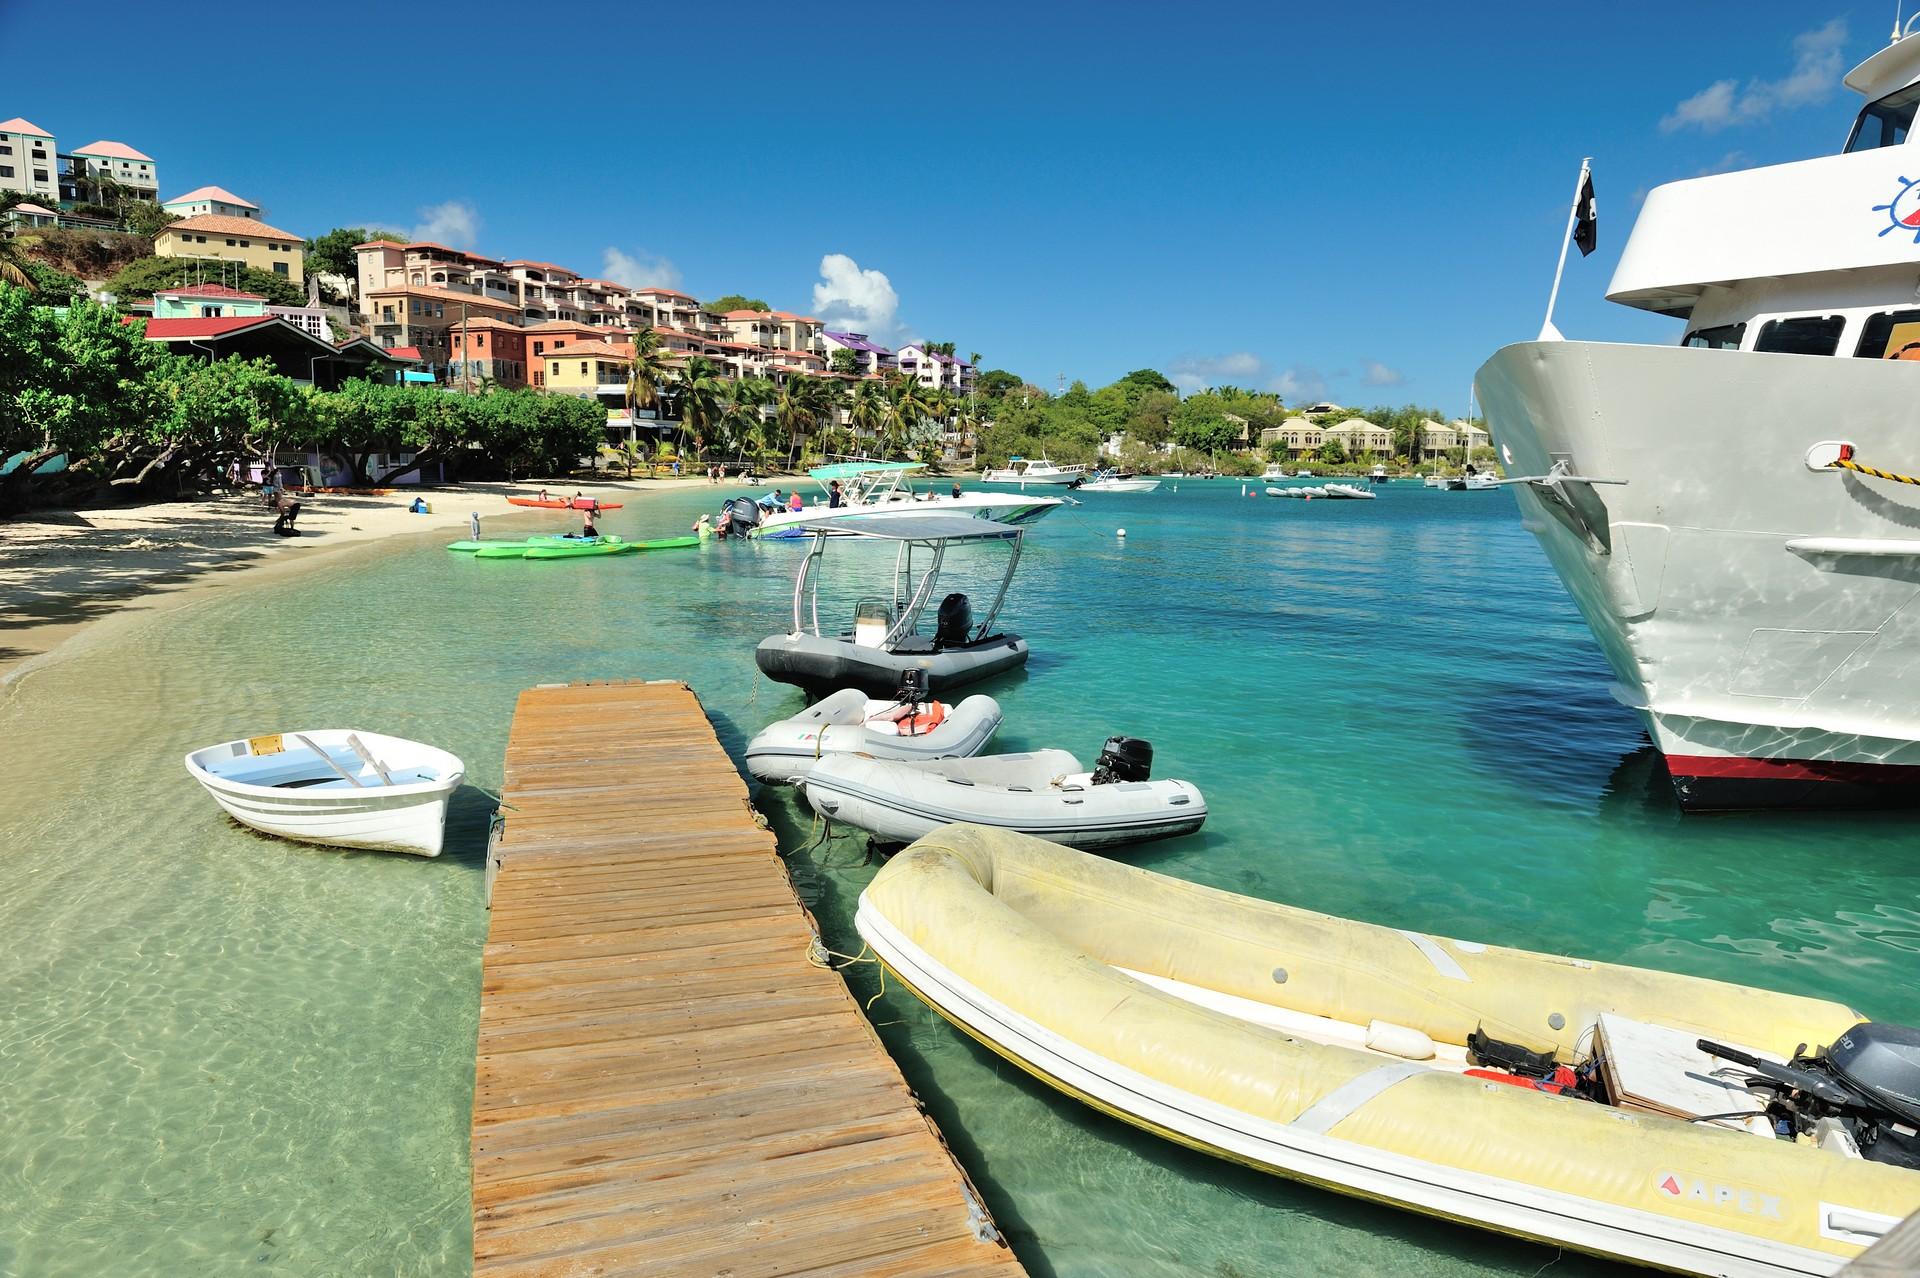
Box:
[304,227,405,282]
[849,379,885,451]
[672,356,726,459]
[777,375,836,468]
[106,255,306,306]
[1168,391,1237,455]
[704,294,769,313]
[1126,389,1176,448]
[23,261,83,302]
[600,437,649,477]
[121,201,179,238]
[1318,439,1348,465]
[974,368,1023,399]
[624,326,671,431]
[828,348,860,375]
[0,237,35,290]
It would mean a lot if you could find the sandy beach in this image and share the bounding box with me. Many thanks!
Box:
[0,476,713,682]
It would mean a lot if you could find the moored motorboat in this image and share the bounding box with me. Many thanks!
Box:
[1078,469,1160,493]
[184,729,465,856]
[857,824,1920,1276]
[755,515,1032,696]
[729,462,1063,539]
[744,684,1003,783]
[802,737,1204,849]
[1322,483,1377,499]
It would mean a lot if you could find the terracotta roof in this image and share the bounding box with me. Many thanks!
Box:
[163,185,256,209]
[74,140,153,162]
[520,319,603,334]
[724,309,773,320]
[364,285,521,311]
[353,239,409,252]
[156,283,268,300]
[548,342,633,359]
[11,202,55,216]
[449,317,525,332]
[631,287,693,300]
[405,241,502,265]
[386,346,423,361]
[504,259,576,275]
[160,213,303,242]
[0,118,51,137]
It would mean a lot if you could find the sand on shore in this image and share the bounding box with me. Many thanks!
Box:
[0,476,715,681]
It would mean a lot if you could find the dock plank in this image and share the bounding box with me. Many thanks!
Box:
[473,680,1023,1277]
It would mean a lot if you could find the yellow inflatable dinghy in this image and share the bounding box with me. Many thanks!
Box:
[854,825,1920,1276]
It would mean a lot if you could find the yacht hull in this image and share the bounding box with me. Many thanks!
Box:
[751,494,1060,538]
[1476,340,1920,810]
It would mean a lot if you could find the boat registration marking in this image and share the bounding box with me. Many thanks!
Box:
[248,734,285,756]
[1397,929,1470,982]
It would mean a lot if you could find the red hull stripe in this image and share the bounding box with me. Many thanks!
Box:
[1667,754,1920,785]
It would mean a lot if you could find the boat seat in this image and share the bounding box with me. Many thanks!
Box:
[1593,1013,1776,1137]
[853,601,893,648]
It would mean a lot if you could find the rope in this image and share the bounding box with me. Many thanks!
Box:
[805,937,890,1008]
[1830,446,1920,486]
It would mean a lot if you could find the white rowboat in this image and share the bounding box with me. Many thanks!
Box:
[184,729,465,856]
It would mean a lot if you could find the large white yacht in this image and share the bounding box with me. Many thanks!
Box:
[1478,24,1920,809]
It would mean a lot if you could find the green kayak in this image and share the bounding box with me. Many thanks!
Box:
[449,535,586,554]
[523,536,636,560]
[630,536,702,552]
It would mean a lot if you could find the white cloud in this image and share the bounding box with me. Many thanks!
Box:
[601,246,682,290]
[1168,351,1263,394]
[1269,366,1330,403]
[811,253,903,341]
[1362,361,1405,387]
[1660,19,1846,132]
[410,200,480,248]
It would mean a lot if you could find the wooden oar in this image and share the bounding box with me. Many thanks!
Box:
[294,734,364,788]
[345,733,396,786]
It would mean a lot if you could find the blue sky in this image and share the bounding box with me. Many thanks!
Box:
[0,2,1886,412]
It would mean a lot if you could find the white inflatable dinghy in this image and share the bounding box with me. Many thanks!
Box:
[746,687,1003,783]
[801,736,1204,849]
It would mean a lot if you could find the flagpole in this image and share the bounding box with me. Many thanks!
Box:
[1539,157,1592,342]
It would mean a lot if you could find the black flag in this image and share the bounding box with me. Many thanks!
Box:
[1572,168,1597,256]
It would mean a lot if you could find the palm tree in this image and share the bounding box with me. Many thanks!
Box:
[880,375,927,459]
[849,380,885,455]
[921,387,958,462]
[777,375,838,469]
[599,438,649,478]
[625,326,670,437]
[718,376,775,468]
[673,356,726,460]
[0,235,34,291]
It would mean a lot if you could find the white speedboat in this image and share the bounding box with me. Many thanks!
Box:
[728,462,1062,538]
[856,826,1920,1277]
[980,457,1087,486]
[1294,469,1315,478]
[1078,469,1160,493]
[184,730,465,856]
[1261,463,1289,482]
[1370,465,1391,484]
[802,738,1205,849]
[1422,472,1449,489]
[744,687,1003,784]
[1475,21,1920,809]
[1462,470,1501,491]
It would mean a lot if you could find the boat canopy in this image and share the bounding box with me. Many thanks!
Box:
[807,460,927,482]
[785,514,1022,542]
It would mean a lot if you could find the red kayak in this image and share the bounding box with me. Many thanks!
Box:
[506,496,624,511]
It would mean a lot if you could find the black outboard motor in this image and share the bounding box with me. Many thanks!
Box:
[935,592,972,647]
[1092,737,1153,785]
[718,496,763,538]
[1700,1023,1920,1169]
[894,668,928,709]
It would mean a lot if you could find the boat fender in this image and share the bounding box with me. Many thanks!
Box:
[1365,1020,1436,1061]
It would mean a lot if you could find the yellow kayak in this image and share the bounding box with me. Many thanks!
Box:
[856,825,1920,1275]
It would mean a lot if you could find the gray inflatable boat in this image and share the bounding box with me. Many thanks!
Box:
[754,514,1034,696]
[801,737,1206,851]
[745,687,1003,784]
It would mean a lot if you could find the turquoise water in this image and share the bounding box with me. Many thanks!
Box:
[3,479,1918,1276]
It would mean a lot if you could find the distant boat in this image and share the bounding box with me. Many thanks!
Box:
[184,729,465,857]
[1261,463,1289,482]
[1322,483,1376,500]
[1079,469,1160,493]
[1369,465,1390,484]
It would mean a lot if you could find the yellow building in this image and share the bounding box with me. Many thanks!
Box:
[544,341,632,396]
[154,213,305,285]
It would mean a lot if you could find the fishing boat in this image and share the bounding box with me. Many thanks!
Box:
[979,457,1087,486]
[183,730,465,856]
[724,462,1063,539]
[504,495,623,510]
[1473,19,1920,808]
[804,737,1203,849]
[857,824,1920,1276]
[754,515,1030,696]
[744,684,1003,784]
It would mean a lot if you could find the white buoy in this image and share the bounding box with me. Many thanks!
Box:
[1116,528,1127,538]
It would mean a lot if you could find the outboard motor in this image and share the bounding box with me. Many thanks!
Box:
[935,592,972,647]
[719,496,763,536]
[1091,736,1153,785]
[894,668,928,709]
[1699,1022,1920,1169]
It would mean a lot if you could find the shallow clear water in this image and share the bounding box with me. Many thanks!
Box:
[2,480,1917,1277]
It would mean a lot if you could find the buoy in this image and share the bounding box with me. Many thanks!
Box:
[1116,528,1127,538]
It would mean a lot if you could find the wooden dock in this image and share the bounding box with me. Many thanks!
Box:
[472,680,1025,1278]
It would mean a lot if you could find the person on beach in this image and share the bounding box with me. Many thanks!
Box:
[271,491,301,536]
[470,512,481,541]
[828,480,844,508]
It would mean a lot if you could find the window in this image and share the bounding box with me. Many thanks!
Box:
[273,262,288,276]
[1846,82,1920,152]
[580,361,589,375]
[1682,322,1745,350]
[1854,308,1920,358]
[33,169,46,182]
[0,144,10,155]
[383,306,395,321]
[1754,315,1846,356]
[239,240,250,248]
[0,166,11,178]
[550,362,560,377]
[226,238,236,246]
